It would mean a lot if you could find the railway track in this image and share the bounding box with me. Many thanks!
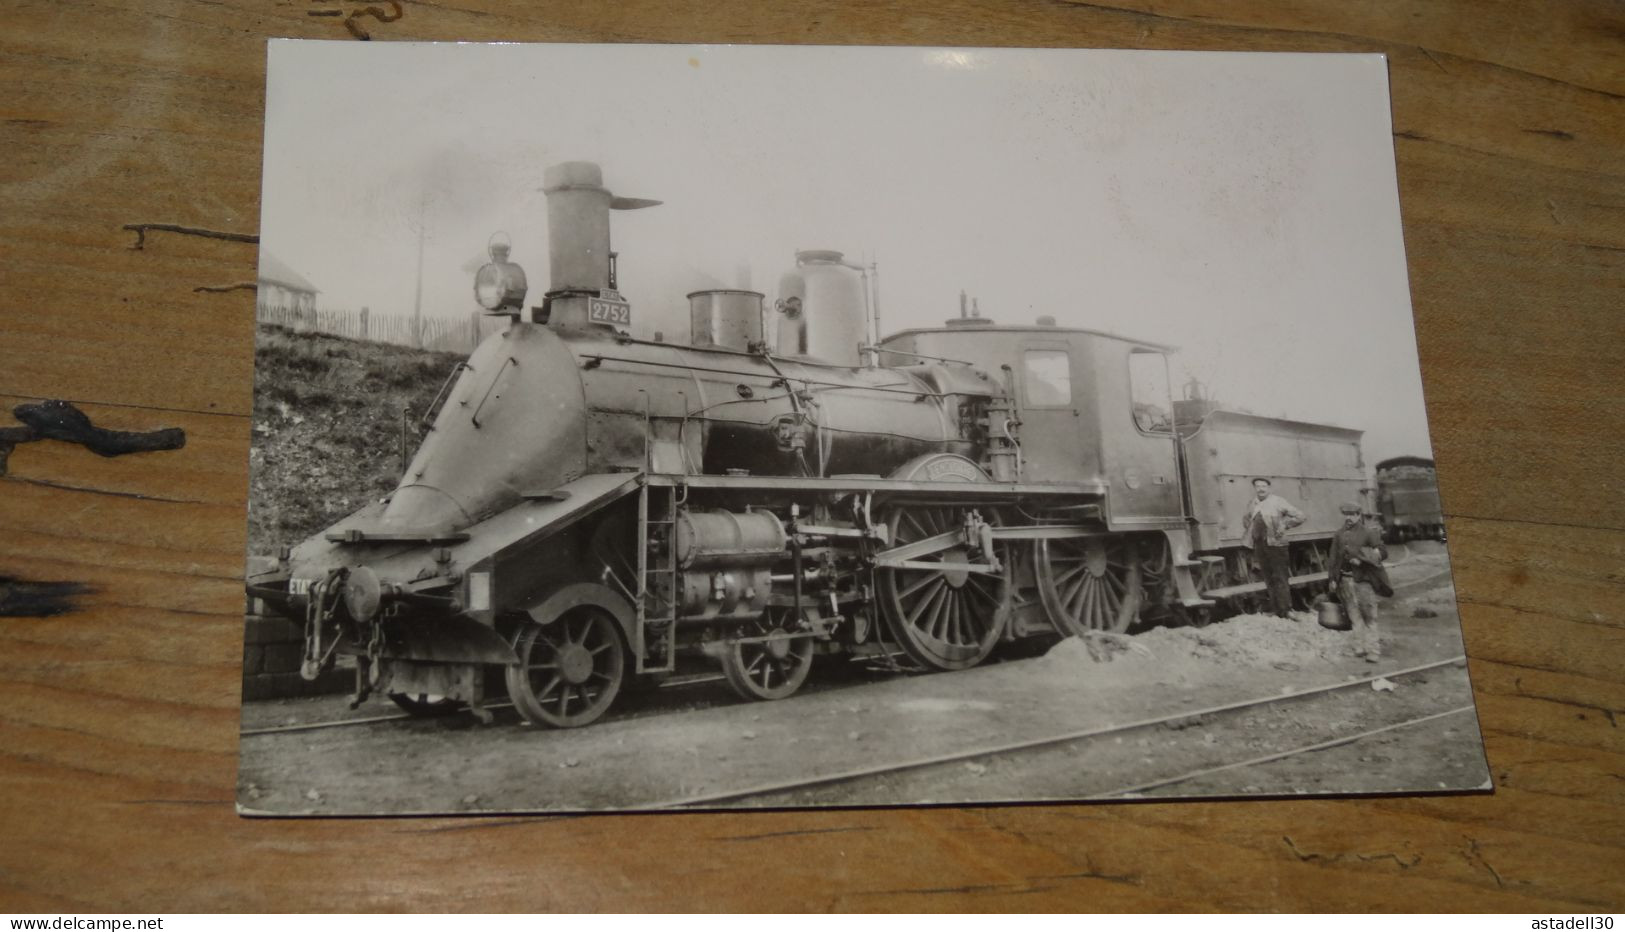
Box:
[641,654,1471,809]
[1088,703,1474,799]
[240,652,922,737]
[238,671,731,737]
[243,628,1459,746]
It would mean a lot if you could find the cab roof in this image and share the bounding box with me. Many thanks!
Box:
[880,323,1179,354]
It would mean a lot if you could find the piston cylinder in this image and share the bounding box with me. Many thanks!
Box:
[673,509,788,570]
[679,568,771,617]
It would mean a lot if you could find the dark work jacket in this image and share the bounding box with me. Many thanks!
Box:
[1328,524,1394,597]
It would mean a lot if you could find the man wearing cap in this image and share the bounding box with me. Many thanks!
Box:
[1242,478,1306,618]
[1328,501,1392,661]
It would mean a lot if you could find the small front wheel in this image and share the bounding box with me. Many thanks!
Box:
[720,613,814,701]
[506,604,626,728]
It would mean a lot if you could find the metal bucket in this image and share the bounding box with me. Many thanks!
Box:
[1318,599,1350,631]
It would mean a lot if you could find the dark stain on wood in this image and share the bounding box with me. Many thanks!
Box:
[0,426,33,473]
[193,282,259,294]
[344,1,403,40]
[121,223,259,250]
[721,825,876,842]
[5,474,204,504]
[0,575,92,617]
[1524,128,1576,141]
[1,400,185,476]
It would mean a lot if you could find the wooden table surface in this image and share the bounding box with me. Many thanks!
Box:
[2,0,1621,913]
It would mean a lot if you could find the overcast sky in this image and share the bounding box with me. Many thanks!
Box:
[261,41,1434,466]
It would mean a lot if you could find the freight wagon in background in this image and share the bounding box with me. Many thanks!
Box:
[246,160,1369,727]
[1375,455,1446,542]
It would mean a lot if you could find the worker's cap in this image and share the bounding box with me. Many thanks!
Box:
[1339,502,1362,515]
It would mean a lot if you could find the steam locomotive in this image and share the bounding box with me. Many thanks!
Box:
[246,161,1367,727]
[1375,456,1446,542]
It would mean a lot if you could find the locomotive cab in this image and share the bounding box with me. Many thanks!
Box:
[877,322,1186,532]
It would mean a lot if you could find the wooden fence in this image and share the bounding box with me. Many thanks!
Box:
[255,303,496,353]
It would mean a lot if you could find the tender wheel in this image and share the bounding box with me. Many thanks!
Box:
[1135,535,1177,626]
[720,612,814,701]
[876,504,1010,671]
[1035,534,1143,635]
[1176,604,1214,628]
[506,604,626,728]
[1234,550,1265,615]
[1290,540,1331,610]
[389,693,465,716]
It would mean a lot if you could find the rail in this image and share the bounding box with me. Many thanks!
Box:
[1090,704,1476,799]
[641,654,1467,808]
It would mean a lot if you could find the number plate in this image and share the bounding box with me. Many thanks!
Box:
[289,577,314,596]
[588,297,631,326]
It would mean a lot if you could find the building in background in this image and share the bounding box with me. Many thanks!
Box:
[257,251,320,316]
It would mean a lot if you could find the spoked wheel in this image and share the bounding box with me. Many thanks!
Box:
[875,503,1010,671]
[1174,556,1223,628]
[1136,536,1177,626]
[1290,540,1331,610]
[1233,550,1265,615]
[720,611,814,701]
[1035,534,1143,635]
[1296,540,1331,574]
[506,604,626,728]
[1176,604,1215,628]
[389,693,465,716]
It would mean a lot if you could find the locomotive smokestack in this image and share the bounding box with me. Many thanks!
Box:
[542,162,613,295]
[539,161,659,330]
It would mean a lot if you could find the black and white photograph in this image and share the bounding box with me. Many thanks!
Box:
[238,40,1488,815]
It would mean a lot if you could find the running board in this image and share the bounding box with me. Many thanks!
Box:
[1202,571,1329,600]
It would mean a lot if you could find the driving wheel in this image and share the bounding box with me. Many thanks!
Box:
[1034,534,1143,635]
[875,503,1010,671]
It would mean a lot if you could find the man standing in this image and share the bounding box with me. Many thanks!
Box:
[1243,477,1305,618]
[1328,501,1392,661]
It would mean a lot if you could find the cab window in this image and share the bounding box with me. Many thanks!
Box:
[1129,350,1173,433]
[1023,350,1072,408]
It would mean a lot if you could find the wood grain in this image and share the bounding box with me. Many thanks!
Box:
[1,0,1621,912]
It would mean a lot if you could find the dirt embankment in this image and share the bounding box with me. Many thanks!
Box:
[247,324,465,555]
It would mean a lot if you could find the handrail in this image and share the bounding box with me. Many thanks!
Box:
[419,361,470,430]
[863,344,973,367]
[471,356,517,428]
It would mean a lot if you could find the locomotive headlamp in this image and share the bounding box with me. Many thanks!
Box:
[474,234,528,312]
[341,565,382,623]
